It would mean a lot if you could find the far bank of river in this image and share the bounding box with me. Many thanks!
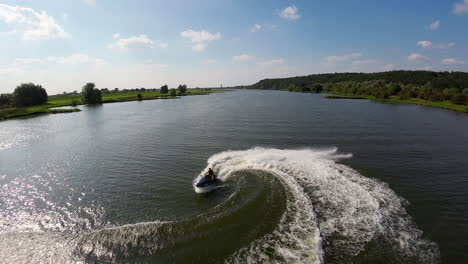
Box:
[0,89,220,121]
[324,92,468,113]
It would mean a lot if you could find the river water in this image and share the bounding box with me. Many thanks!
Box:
[0,90,467,263]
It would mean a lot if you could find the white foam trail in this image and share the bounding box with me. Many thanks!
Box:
[203,147,439,264]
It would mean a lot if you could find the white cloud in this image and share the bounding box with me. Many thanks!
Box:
[108,34,155,50]
[408,53,430,63]
[82,0,96,7]
[383,64,398,71]
[325,53,363,62]
[0,4,69,40]
[14,54,106,67]
[251,24,262,32]
[159,42,168,48]
[0,54,172,94]
[180,29,221,51]
[438,42,456,49]
[349,60,398,72]
[417,40,455,49]
[280,5,300,20]
[426,20,440,30]
[441,58,466,65]
[232,54,251,61]
[453,0,468,14]
[351,60,375,67]
[417,40,432,49]
[257,58,284,66]
[203,59,217,64]
[62,13,67,20]
[112,33,120,39]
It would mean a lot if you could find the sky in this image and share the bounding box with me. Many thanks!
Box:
[0,0,467,94]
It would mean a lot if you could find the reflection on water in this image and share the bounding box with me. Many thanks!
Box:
[0,90,467,263]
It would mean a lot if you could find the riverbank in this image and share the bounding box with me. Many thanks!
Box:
[325,95,366,99]
[325,92,468,113]
[0,89,218,121]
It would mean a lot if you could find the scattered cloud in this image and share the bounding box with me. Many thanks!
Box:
[159,42,168,48]
[112,33,120,39]
[62,13,67,20]
[232,54,251,61]
[108,34,155,50]
[128,63,169,73]
[14,54,105,66]
[426,20,440,30]
[417,40,455,49]
[383,64,398,71]
[349,60,398,72]
[0,4,69,40]
[408,53,430,63]
[180,29,221,51]
[203,59,217,64]
[351,60,376,67]
[257,58,284,66]
[251,24,262,32]
[82,0,96,7]
[453,0,468,14]
[250,24,276,32]
[438,42,456,49]
[280,5,300,20]
[442,58,466,65]
[325,53,363,62]
[417,40,432,49]
[0,55,172,94]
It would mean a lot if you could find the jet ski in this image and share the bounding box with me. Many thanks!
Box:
[193,172,222,194]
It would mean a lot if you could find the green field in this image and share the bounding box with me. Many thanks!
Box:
[0,89,217,121]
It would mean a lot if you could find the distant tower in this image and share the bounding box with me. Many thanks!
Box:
[220,84,223,89]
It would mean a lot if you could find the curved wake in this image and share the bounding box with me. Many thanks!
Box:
[204,147,439,263]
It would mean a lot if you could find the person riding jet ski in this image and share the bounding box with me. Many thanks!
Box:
[194,167,221,193]
[205,168,216,181]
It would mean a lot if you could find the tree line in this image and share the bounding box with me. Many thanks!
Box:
[248,70,468,105]
[0,83,47,108]
[0,83,190,109]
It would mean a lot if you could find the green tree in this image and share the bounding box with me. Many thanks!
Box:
[451,94,466,105]
[287,84,297,92]
[137,93,143,101]
[82,82,102,104]
[0,93,12,107]
[312,84,323,93]
[169,88,177,96]
[13,83,48,107]
[178,84,187,94]
[160,84,169,94]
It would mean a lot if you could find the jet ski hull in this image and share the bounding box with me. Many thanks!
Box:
[193,178,221,193]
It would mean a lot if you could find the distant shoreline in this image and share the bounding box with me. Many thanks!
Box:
[247,71,468,114]
[323,92,468,113]
[0,89,221,121]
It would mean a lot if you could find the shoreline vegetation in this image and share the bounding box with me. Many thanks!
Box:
[324,92,468,112]
[247,70,468,113]
[0,88,218,121]
[325,95,366,99]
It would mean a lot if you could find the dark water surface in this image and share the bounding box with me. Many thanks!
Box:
[0,90,467,263]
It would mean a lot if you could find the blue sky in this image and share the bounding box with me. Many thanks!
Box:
[0,0,467,94]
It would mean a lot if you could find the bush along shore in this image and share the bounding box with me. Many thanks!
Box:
[248,71,468,113]
[0,83,218,121]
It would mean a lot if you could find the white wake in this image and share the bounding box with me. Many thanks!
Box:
[202,147,439,264]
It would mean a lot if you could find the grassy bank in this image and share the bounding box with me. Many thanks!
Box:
[0,106,80,120]
[326,92,468,113]
[0,89,217,121]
